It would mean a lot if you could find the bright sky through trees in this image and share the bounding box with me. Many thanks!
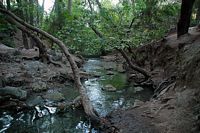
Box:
[38,0,119,13]
[38,0,54,13]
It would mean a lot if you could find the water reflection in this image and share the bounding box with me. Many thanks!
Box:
[0,58,153,133]
[83,58,153,117]
[0,109,96,133]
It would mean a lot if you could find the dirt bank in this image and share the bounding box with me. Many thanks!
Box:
[105,28,200,133]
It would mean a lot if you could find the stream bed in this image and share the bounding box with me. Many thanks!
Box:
[0,58,153,133]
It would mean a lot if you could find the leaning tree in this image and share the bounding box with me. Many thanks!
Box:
[0,2,100,122]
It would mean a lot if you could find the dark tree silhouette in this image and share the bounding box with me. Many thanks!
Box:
[177,0,196,37]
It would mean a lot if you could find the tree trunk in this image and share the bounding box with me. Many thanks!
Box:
[29,0,34,25]
[0,6,100,122]
[88,23,106,55]
[4,12,48,60]
[196,0,200,29]
[40,0,45,23]
[177,0,196,37]
[6,0,10,9]
[22,32,29,49]
[89,23,104,38]
[36,0,40,26]
[117,49,151,79]
[23,0,29,22]
[88,0,93,12]
[67,0,72,15]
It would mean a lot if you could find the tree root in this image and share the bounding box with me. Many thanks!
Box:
[0,5,100,122]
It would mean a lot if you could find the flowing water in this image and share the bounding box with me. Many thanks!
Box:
[0,58,153,133]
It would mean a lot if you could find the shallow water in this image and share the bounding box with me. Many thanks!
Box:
[83,59,153,117]
[0,58,153,133]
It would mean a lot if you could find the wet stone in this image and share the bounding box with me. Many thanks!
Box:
[32,81,47,92]
[134,87,144,92]
[133,99,144,108]
[43,91,65,102]
[26,96,44,107]
[103,84,117,92]
[0,86,27,100]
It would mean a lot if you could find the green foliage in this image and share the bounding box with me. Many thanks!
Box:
[0,0,184,57]
[104,0,180,49]
[0,0,181,55]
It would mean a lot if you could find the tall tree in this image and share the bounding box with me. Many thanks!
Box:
[36,0,40,26]
[67,0,72,15]
[6,0,10,9]
[196,0,200,26]
[177,0,196,37]
[29,0,34,25]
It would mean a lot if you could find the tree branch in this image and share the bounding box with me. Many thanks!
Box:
[0,4,100,122]
[117,49,151,79]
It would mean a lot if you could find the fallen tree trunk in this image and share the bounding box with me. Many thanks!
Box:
[117,49,151,79]
[0,5,99,121]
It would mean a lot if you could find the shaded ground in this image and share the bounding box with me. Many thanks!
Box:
[105,28,200,133]
[0,44,85,111]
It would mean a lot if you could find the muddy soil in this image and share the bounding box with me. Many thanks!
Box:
[105,28,200,133]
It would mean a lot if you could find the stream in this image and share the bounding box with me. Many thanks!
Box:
[0,58,153,133]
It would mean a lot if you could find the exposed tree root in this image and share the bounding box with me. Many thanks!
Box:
[117,48,151,79]
[0,5,100,122]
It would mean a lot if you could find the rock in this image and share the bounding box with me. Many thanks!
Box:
[104,65,115,71]
[23,61,48,75]
[0,44,15,54]
[116,64,125,73]
[20,47,39,59]
[129,74,137,79]
[106,71,115,75]
[100,55,116,62]
[79,71,91,78]
[52,52,62,61]
[32,81,47,92]
[43,91,65,102]
[134,86,144,92]
[73,55,84,67]
[133,99,144,108]
[0,76,4,87]
[26,96,44,107]
[0,86,27,100]
[103,84,117,92]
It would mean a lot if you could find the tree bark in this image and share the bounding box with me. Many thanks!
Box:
[36,0,40,26]
[67,0,72,15]
[196,0,200,29]
[88,0,93,12]
[117,49,151,79]
[6,0,10,9]
[0,6,100,122]
[88,23,104,38]
[177,0,196,37]
[29,0,34,25]
[22,32,29,49]
[23,0,29,22]
[3,13,48,60]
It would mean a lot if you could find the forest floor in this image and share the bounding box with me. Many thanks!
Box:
[105,27,200,133]
[0,44,88,112]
